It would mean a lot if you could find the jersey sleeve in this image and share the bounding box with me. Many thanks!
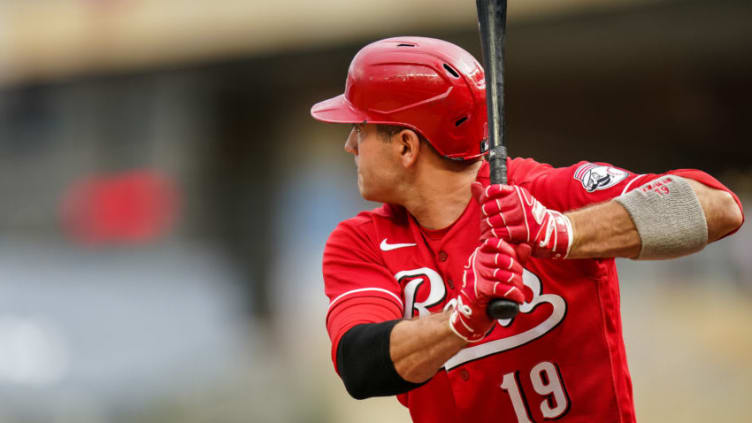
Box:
[323,216,404,371]
[509,158,641,211]
[656,168,744,238]
[510,158,744,236]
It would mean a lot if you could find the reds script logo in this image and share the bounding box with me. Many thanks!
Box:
[398,268,566,370]
[574,163,628,192]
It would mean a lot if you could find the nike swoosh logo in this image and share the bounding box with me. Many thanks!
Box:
[380,239,417,251]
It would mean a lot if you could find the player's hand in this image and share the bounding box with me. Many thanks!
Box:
[449,238,530,343]
[473,182,573,259]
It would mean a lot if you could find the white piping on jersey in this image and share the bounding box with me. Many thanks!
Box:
[621,174,646,195]
[327,287,404,315]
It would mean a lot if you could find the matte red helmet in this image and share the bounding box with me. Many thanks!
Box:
[311,36,488,160]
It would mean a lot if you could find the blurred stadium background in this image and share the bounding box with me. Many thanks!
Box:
[0,0,750,421]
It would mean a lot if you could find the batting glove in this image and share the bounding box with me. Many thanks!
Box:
[449,238,529,343]
[473,182,574,259]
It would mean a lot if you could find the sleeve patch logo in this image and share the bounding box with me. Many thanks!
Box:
[573,163,628,192]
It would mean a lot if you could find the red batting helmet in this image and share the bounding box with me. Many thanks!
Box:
[311,36,488,160]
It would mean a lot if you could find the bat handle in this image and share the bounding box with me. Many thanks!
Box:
[486,145,519,320]
[488,145,508,185]
[487,299,519,320]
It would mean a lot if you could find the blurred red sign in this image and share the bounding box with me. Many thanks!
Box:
[61,170,178,244]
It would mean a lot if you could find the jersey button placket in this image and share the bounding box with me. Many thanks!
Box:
[438,250,448,262]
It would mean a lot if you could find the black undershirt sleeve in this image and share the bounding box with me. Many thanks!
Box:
[336,320,428,399]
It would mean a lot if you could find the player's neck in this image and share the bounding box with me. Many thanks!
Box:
[402,161,482,230]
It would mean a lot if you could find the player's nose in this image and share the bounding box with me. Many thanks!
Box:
[344,129,358,155]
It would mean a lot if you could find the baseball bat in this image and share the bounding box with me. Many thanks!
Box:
[476,0,519,320]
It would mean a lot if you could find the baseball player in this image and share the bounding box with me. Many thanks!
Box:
[311,37,744,422]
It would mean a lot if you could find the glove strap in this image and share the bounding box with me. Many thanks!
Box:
[535,211,573,259]
[448,296,487,343]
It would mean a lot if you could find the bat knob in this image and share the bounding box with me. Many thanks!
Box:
[487,299,519,320]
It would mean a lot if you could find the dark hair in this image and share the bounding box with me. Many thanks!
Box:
[375,124,429,144]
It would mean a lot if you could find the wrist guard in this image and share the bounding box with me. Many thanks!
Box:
[615,175,707,259]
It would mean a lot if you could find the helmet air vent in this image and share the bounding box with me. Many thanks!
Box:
[455,116,468,127]
[397,43,416,47]
[443,64,460,78]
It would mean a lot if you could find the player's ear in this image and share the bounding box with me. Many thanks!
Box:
[397,129,421,168]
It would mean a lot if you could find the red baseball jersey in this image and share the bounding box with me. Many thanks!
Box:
[323,158,742,423]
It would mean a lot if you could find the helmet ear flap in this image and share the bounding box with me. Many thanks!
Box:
[311,37,488,161]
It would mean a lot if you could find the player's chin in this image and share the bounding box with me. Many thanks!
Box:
[359,187,377,202]
[356,177,367,198]
[359,184,385,203]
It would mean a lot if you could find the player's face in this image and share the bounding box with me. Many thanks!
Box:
[344,124,403,202]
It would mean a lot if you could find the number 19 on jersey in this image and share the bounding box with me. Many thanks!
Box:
[500,361,570,422]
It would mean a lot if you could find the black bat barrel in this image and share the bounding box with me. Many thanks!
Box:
[476,0,519,321]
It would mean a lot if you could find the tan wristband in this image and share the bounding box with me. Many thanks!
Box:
[615,175,708,259]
